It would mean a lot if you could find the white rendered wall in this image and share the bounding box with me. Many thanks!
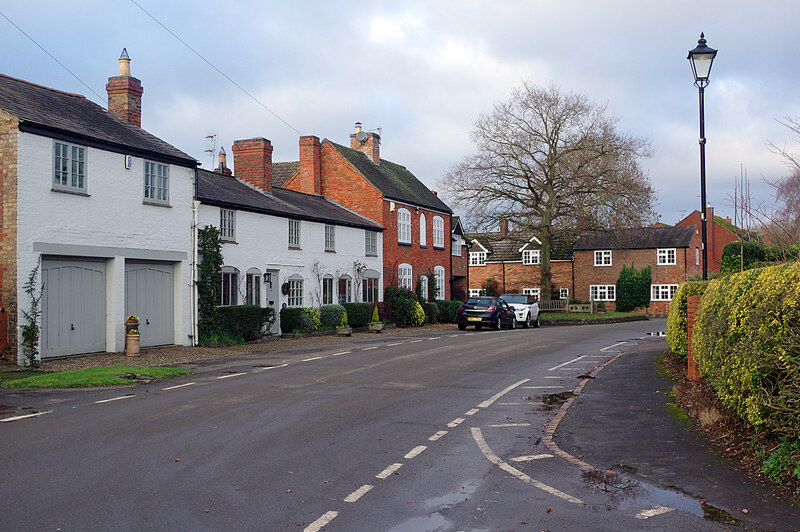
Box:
[16,131,195,360]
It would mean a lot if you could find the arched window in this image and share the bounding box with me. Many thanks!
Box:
[338,274,352,304]
[419,275,429,302]
[219,266,240,306]
[433,216,445,248]
[322,274,334,305]
[398,263,413,290]
[362,269,380,303]
[286,274,304,307]
[246,267,262,306]
[419,213,427,247]
[397,208,411,244]
[434,266,445,300]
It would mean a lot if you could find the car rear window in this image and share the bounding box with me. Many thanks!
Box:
[502,295,528,304]
[466,297,494,306]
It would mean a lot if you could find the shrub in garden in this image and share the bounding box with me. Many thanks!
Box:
[384,286,418,327]
[616,264,651,312]
[665,281,708,358]
[424,302,439,324]
[376,301,393,323]
[297,313,314,333]
[342,303,372,327]
[437,300,462,323]
[301,307,321,330]
[720,241,766,274]
[280,307,303,334]
[410,301,426,327]
[693,262,800,439]
[481,278,500,297]
[320,304,346,328]
[217,305,275,341]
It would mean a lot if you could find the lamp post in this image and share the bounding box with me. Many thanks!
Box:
[688,33,717,280]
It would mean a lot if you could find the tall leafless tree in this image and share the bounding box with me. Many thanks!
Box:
[439,83,656,298]
[765,117,800,256]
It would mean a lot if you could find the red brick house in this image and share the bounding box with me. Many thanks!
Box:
[675,206,740,273]
[573,226,702,315]
[274,123,453,300]
[450,216,470,301]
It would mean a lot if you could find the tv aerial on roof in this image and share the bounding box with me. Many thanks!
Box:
[356,130,368,142]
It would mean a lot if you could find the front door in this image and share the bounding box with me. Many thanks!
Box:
[264,269,279,334]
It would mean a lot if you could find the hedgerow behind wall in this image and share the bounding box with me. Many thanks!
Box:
[692,262,800,439]
[665,281,708,358]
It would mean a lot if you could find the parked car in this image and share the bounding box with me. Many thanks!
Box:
[500,293,541,328]
[457,297,516,330]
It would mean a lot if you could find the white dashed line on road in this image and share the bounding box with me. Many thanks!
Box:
[376,463,403,479]
[447,417,466,428]
[95,395,135,404]
[510,454,554,462]
[386,342,403,347]
[344,484,374,503]
[253,364,288,372]
[543,376,563,379]
[601,341,627,352]
[477,379,530,408]
[331,352,350,357]
[489,423,531,428]
[409,339,423,343]
[362,346,378,351]
[429,430,448,441]
[427,337,441,340]
[162,382,196,390]
[447,334,459,337]
[548,356,586,371]
[302,356,323,362]
[216,372,247,379]
[304,511,338,532]
[522,385,565,389]
[1,410,52,422]
[404,445,427,459]
[465,408,479,416]
[498,402,521,406]
[635,506,675,519]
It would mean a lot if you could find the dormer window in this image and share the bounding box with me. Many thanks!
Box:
[522,249,540,265]
[469,251,486,266]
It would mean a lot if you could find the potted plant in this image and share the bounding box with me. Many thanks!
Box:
[336,312,352,336]
[595,301,607,314]
[126,328,140,356]
[126,315,139,333]
[368,305,383,332]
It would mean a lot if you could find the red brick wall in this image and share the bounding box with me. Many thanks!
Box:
[687,294,701,380]
[106,75,143,127]
[295,136,322,195]
[0,111,18,363]
[469,260,574,298]
[676,208,739,273]
[232,138,273,193]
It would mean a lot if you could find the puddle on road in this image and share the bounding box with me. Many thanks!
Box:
[387,512,449,532]
[388,480,481,532]
[424,479,480,510]
[0,404,38,418]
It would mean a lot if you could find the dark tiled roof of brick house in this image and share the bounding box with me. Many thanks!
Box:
[272,161,299,187]
[196,169,383,231]
[574,226,697,250]
[0,73,196,166]
[467,232,573,261]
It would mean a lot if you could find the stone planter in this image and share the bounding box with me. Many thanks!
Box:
[125,334,140,356]
[125,318,140,334]
[369,322,384,333]
[336,326,352,336]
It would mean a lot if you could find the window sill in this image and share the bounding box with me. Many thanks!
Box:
[289,246,302,251]
[325,250,336,253]
[143,200,171,208]
[594,264,613,267]
[420,245,427,249]
[398,242,412,247]
[222,239,237,244]
[51,187,89,197]
[365,253,378,257]
[433,246,445,251]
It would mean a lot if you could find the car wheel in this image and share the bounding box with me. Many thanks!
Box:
[533,313,541,328]
[458,323,467,331]
[522,313,530,329]
[492,321,500,330]
[509,317,515,329]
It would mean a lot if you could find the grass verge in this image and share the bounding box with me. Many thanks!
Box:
[2,366,189,388]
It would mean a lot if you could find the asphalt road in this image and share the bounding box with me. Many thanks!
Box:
[0,319,748,531]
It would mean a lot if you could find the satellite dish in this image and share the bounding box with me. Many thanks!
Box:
[356,130,368,142]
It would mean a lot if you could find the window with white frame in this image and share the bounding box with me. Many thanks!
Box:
[144,161,169,204]
[398,263,413,290]
[523,288,540,301]
[289,219,301,248]
[397,208,411,244]
[219,268,239,306]
[53,141,86,192]
[365,231,377,255]
[419,275,428,301]
[559,288,570,300]
[468,288,483,297]
[594,250,612,266]
[220,209,236,241]
[419,214,427,247]
[363,270,380,303]
[287,277,304,307]
[469,251,486,266]
[522,249,540,265]
[322,276,334,305]
[325,225,336,252]
[245,270,261,306]
[695,247,700,266]
[434,266,445,300]
[657,248,677,265]
[651,284,679,301]
[590,285,616,301]
[338,275,352,304]
[452,235,462,256]
[433,216,445,248]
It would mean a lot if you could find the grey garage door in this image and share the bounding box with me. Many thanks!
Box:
[41,259,106,358]
[125,262,174,347]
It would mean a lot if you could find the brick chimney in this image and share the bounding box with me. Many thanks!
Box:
[499,217,509,237]
[297,136,322,195]
[106,48,143,127]
[350,122,381,164]
[232,138,273,193]
[215,147,232,176]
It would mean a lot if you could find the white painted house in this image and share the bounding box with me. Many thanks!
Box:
[0,52,198,363]
[196,141,383,334]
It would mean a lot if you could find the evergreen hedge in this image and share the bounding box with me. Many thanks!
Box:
[720,241,766,274]
[616,264,651,312]
[665,281,708,358]
[424,302,439,324]
[320,304,346,328]
[279,307,303,334]
[437,300,462,324]
[342,303,373,328]
[385,286,419,327]
[217,305,275,341]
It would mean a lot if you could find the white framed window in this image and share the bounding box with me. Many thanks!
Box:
[590,285,616,301]
[322,276,334,305]
[144,160,169,204]
[365,231,378,255]
[419,214,427,247]
[468,288,483,297]
[452,235,462,256]
[245,270,261,306]
[398,208,411,244]
[53,141,86,192]
[469,252,486,266]
[559,288,569,300]
[287,278,304,307]
[433,216,445,248]
[220,209,236,241]
[522,249,540,265]
[523,287,541,301]
[651,284,679,301]
[695,247,700,266]
[325,224,336,252]
[594,250,612,266]
[434,266,445,300]
[363,270,380,303]
[219,267,239,306]
[398,263,413,290]
[419,275,428,301]
[338,275,352,304]
[657,248,676,265]
[289,219,301,248]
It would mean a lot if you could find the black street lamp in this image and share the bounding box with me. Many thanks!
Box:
[688,33,717,280]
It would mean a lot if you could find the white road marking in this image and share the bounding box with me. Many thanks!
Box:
[409,339,423,343]
[511,454,554,462]
[447,334,459,337]
[489,423,531,428]
[477,379,530,408]
[216,372,247,379]
[548,356,586,371]
[427,337,440,340]
[543,376,563,379]
[331,352,350,357]
[586,355,608,358]
[376,463,403,479]
[404,445,427,459]
[471,427,582,504]
[635,506,675,519]
[362,346,378,351]
[447,417,466,428]
[498,402,521,406]
[162,382,196,390]
[253,363,288,372]
[95,395,135,404]
[601,341,627,352]
[465,408,479,416]
[522,385,565,389]
[1,410,52,422]
[344,484,374,503]
[429,430,448,441]
[386,342,403,346]
[302,356,323,362]
[304,511,338,532]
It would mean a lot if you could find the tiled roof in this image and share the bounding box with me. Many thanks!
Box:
[272,161,299,187]
[0,73,196,166]
[466,232,573,261]
[328,141,452,214]
[574,226,696,250]
[196,169,383,231]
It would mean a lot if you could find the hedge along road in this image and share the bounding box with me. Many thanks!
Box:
[1,318,719,531]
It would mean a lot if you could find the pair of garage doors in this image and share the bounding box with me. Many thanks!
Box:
[40,259,174,359]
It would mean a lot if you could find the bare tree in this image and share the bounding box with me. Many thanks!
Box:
[439,82,656,298]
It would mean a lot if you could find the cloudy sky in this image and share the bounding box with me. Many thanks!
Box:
[2,1,798,225]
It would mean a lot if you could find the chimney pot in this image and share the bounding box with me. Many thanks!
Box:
[232,138,273,193]
[106,49,143,127]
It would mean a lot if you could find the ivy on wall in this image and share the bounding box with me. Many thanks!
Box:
[196,225,223,342]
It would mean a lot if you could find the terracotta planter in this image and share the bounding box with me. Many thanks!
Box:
[368,322,384,333]
[126,334,140,356]
[125,319,140,334]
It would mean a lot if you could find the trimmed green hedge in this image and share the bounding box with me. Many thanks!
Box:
[217,305,275,341]
[720,241,765,274]
[616,264,651,312]
[320,304,346,328]
[693,262,800,439]
[437,300,462,324]
[280,307,303,334]
[342,303,373,328]
[665,281,708,358]
[385,286,419,327]
[424,302,439,324]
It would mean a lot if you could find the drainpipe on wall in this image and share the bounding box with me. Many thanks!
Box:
[191,198,199,346]
[502,261,506,293]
